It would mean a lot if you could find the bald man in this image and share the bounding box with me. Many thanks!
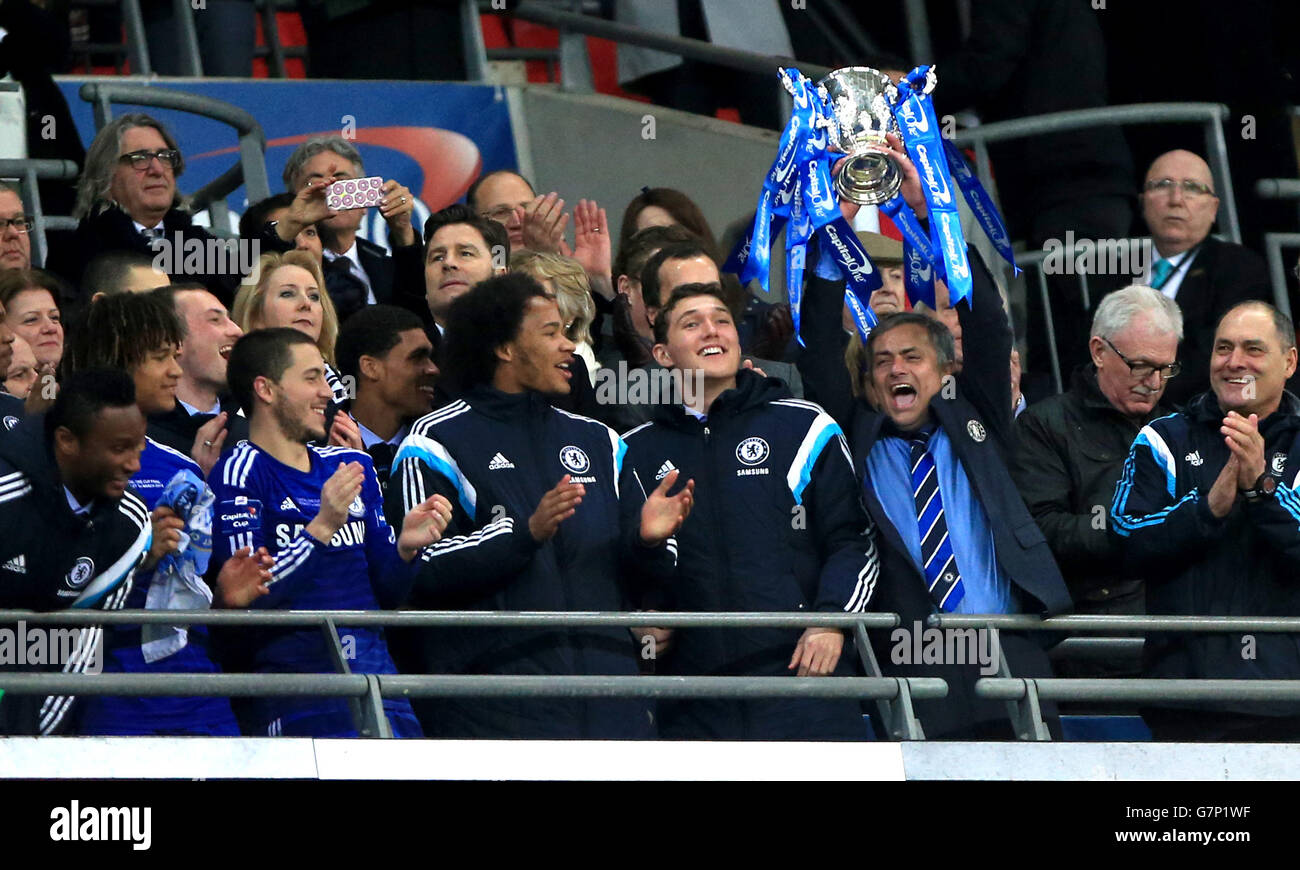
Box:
[1130,149,1270,406]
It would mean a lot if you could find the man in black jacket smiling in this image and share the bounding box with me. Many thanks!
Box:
[1112,301,1300,741]
[386,273,693,738]
[0,369,153,734]
[622,281,879,740]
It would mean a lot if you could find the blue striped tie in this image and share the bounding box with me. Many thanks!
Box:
[909,426,965,612]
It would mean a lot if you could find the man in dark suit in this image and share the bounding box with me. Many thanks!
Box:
[1131,149,1270,407]
[275,137,427,325]
[50,114,242,306]
[797,167,1071,737]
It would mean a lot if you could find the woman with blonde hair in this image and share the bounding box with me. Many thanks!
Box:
[232,250,347,403]
[510,249,599,380]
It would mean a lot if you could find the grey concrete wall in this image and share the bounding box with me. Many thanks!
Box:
[516,85,788,298]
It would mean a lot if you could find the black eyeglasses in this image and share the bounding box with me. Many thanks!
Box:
[1142,177,1215,198]
[0,217,32,234]
[118,149,181,171]
[1103,336,1181,380]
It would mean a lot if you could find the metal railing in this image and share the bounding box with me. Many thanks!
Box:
[952,103,1240,248]
[949,104,1236,390]
[0,609,946,740]
[79,82,270,234]
[504,0,830,93]
[1003,237,1157,393]
[929,612,1300,740]
[1251,178,1300,319]
[0,159,82,269]
[72,0,305,78]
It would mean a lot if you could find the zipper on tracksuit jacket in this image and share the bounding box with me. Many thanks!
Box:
[530,409,589,735]
[703,422,750,738]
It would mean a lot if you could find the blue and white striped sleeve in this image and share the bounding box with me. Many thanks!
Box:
[1110,423,1224,567]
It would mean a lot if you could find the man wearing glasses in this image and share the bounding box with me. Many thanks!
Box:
[1013,287,1182,650]
[1134,149,1269,407]
[51,114,244,306]
[1111,300,1300,742]
[0,184,32,272]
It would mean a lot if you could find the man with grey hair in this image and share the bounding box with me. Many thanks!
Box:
[263,136,424,325]
[48,114,242,306]
[1014,285,1181,628]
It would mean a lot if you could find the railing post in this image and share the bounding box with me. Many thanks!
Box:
[855,618,927,740]
[1036,265,1063,394]
[21,167,48,269]
[902,0,934,67]
[173,0,204,77]
[890,679,927,741]
[92,90,114,131]
[261,0,288,79]
[1205,111,1242,245]
[1264,232,1298,319]
[557,0,595,93]
[991,629,1052,741]
[121,0,152,76]
[461,0,490,82]
[362,675,393,739]
[322,617,374,738]
[239,133,271,204]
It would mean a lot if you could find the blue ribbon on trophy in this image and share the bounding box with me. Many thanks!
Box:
[891,65,973,307]
[725,67,881,344]
[722,67,807,290]
[879,193,937,309]
[942,138,1020,277]
[725,64,1019,344]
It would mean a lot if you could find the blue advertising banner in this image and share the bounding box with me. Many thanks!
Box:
[56,78,517,251]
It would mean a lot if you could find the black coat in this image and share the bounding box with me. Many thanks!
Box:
[1011,364,1164,611]
[321,236,430,326]
[50,206,244,307]
[622,369,878,740]
[0,417,152,734]
[385,387,675,739]
[933,0,1134,232]
[146,395,250,462]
